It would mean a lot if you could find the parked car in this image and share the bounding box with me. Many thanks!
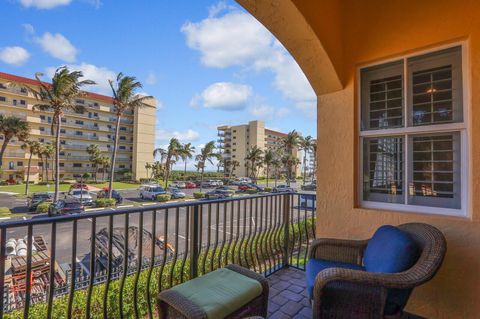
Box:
[169,181,186,188]
[48,200,85,216]
[139,185,167,200]
[215,186,235,192]
[273,184,296,193]
[96,189,123,204]
[185,181,196,189]
[205,189,234,200]
[300,194,316,209]
[200,181,214,188]
[169,188,186,199]
[301,181,317,191]
[28,192,54,211]
[238,184,264,192]
[287,178,297,183]
[66,189,93,206]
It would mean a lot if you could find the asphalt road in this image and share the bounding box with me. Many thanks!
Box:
[0,182,315,266]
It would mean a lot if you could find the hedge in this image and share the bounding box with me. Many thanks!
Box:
[156,194,171,202]
[193,192,205,199]
[36,202,50,214]
[245,189,258,194]
[95,198,117,207]
[264,187,272,192]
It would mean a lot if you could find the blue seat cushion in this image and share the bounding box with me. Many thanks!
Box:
[364,225,419,273]
[305,259,365,298]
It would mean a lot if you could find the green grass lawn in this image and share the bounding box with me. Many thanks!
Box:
[0,181,142,194]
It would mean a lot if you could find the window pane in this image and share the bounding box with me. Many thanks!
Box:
[408,46,462,126]
[363,137,404,203]
[408,133,461,209]
[361,61,404,130]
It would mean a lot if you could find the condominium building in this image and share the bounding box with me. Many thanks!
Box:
[0,72,156,182]
[217,120,301,178]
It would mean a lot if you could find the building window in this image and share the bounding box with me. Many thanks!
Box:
[119,146,126,150]
[39,138,45,143]
[12,99,17,106]
[120,127,127,131]
[40,127,45,132]
[0,96,5,102]
[119,165,125,169]
[75,120,84,125]
[75,131,83,136]
[61,118,66,123]
[59,163,64,167]
[73,163,82,168]
[60,129,66,134]
[120,136,126,140]
[76,99,85,105]
[0,84,5,89]
[17,161,23,167]
[40,115,45,120]
[359,45,467,216]
[20,100,26,105]
[8,162,14,170]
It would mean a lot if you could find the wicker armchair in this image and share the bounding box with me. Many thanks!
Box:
[308,223,447,319]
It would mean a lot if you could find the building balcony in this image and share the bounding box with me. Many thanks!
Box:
[0,193,316,318]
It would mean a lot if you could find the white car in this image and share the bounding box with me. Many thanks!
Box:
[169,181,186,188]
[66,189,93,206]
[139,185,167,200]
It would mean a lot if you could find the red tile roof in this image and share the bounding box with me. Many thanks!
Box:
[265,128,288,137]
[0,72,114,104]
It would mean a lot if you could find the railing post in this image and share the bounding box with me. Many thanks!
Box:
[189,204,200,279]
[282,193,291,268]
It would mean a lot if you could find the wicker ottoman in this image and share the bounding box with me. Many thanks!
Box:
[157,264,268,319]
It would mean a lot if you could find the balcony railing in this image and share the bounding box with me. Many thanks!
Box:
[0,192,316,318]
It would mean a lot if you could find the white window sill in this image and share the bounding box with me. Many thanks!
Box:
[360,200,468,218]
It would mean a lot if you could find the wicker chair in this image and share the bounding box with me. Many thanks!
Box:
[308,223,447,319]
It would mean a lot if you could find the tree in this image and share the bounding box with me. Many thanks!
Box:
[263,149,274,187]
[24,67,95,200]
[42,144,55,183]
[87,144,101,182]
[311,140,317,180]
[195,141,217,192]
[271,158,281,187]
[163,138,181,187]
[108,73,153,198]
[299,135,314,185]
[21,140,41,195]
[153,147,167,164]
[179,143,195,179]
[99,156,110,181]
[0,115,30,168]
[227,159,240,178]
[281,130,301,186]
[144,163,152,181]
[245,146,263,184]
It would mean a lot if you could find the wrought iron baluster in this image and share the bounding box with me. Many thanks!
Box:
[146,209,157,319]
[46,222,56,319]
[86,217,96,319]
[133,211,144,319]
[119,214,129,319]
[67,220,77,319]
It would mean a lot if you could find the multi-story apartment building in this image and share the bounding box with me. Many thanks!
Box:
[217,120,301,178]
[0,72,156,182]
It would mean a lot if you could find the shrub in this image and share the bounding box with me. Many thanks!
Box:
[245,188,258,194]
[36,202,50,214]
[95,198,117,207]
[156,194,171,202]
[193,192,205,199]
[264,187,272,192]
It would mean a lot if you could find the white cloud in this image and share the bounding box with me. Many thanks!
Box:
[19,0,71,9]
[197,82,252,110]
[35,32,78,62]
[182,4,316,117]
[145,71,157,85]
[22,24,35,35]
[46,62,116,94]
[249,103,290,120]
[156,129,200,143]
[0,46,30,66]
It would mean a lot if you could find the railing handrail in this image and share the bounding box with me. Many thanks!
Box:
[0,192,314,229]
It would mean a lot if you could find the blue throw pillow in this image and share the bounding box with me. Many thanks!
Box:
[364,225,419,273]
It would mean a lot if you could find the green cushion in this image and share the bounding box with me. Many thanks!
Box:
[170,268,263,319]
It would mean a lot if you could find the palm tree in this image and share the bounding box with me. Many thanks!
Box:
[108,73,153,198]
[299,136,314,185]
[163,138,181,187]
[227,159,240,178]
[21,140,41,195]
[245,146,263,184]
[145,162,152,181]
[99,155,110,181]
[179,143,195,179]
[281,130,301,186]
[42,144,55,183]
[195,141,217,192]
[0,115,30,168]
[23,67,95,200]
[271,158,281,187]
[263,149,274,187]
[153,147,167,164]
[87,144,101,182]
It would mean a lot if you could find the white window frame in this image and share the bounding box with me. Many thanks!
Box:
[358,41,470,217]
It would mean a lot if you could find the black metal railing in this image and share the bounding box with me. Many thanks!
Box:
[0,192,316,318]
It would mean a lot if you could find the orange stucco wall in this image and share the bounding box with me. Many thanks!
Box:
[240,0,480,317]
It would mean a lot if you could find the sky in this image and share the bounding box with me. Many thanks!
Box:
[0,0,316,170]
